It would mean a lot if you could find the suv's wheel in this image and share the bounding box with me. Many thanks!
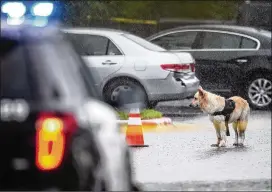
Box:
[245,74,272,110]
[104,78,148,109]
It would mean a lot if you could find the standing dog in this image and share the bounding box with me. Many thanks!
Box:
[190,87,250,147]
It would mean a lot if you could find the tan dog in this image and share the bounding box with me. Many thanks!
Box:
[190,87,250,147]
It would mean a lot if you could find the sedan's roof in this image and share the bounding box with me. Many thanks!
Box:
[147,24,271,40]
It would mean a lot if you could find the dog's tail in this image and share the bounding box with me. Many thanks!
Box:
[241,102,250,121]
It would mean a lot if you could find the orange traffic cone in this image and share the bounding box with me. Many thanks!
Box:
[126,108,148,147]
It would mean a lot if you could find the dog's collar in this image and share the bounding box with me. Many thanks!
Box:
[211,99,236,116]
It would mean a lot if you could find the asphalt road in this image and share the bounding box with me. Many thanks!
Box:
[130,109,271,191]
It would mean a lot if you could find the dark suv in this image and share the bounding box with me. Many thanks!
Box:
[0,21,138,191]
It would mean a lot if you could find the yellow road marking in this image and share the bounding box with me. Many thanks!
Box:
[120,123,206,133]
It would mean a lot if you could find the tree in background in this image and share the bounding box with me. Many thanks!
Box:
[62,0,238,26]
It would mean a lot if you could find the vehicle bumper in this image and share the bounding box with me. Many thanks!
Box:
[144,72,200,101]
[0,158,79,191]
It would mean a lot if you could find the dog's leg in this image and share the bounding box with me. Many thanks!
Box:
[238,120,247,146]
[211,121,221,147]
[225,115,231,136]
[219,123,227,147]
[232,121,239,146]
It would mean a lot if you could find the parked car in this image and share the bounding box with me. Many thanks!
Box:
[0,11,139,192]
[62,28,200,108]
[147,24,271,110]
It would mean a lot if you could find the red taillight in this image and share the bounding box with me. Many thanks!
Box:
[190,63,195,72]
[160,63,194,73]
[35,112,77,171]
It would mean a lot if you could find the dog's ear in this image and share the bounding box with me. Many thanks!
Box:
[198,87,205,97]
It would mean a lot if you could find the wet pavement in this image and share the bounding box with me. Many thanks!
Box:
[130,110,271,191]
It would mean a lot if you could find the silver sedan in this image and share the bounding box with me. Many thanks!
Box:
[63,28,200,108]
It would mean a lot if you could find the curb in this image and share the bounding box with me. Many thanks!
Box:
[162,113,204,117]
[117,117,172,126]
[120,123,202,133]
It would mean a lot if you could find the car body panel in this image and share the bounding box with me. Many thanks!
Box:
[147,25,271,95]
[63,28,200,102]
[1,23,136,191]
[82,55,125,86]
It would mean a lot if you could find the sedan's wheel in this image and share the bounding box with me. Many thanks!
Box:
[111,85,132,103]
[247,77,272,110]
[104,79,148,109]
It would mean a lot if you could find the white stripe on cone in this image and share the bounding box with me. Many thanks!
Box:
[128,117,142,125]
[129,108,140,114]
[128,108,142,126]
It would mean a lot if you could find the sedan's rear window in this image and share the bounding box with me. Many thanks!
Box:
[122,33,166,51]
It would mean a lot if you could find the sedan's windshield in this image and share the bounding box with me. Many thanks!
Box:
[122,33,166,51]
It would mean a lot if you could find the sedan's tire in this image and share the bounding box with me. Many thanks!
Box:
[244,73,272,110]
[148,101,158,109]
[103,78,148,109]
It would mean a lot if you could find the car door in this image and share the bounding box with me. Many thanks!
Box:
[150,30,258,94]
[65,33,125,87]
[191,30,259,94]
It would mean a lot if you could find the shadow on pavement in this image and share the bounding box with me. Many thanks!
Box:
[142,179,271,191]
[196,145,251,160]
[156,106,203,117]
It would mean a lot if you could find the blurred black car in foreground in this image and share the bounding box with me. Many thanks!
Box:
[0,20,139,191]
[148,24,271,110]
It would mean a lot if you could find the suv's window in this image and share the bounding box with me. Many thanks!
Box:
[0,38,33,100]
[241,37,257,49]
[151,31,198,50]
[65,33,122,56]
[201,32,242,49]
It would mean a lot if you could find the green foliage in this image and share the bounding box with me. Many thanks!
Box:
[118,111,129,120]
[140,109,163,120]
[62,0,239,26]
[62,1,118,25]
[117,109,163,120]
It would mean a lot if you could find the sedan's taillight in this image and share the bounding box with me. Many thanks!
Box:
[160,63,194,73]
[190,63,195,72]
[35,112,77,171]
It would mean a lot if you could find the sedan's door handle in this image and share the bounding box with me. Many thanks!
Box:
[102,60,117,65]
[236,59,248,63]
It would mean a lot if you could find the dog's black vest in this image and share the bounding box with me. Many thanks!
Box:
[211,99,236,136]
